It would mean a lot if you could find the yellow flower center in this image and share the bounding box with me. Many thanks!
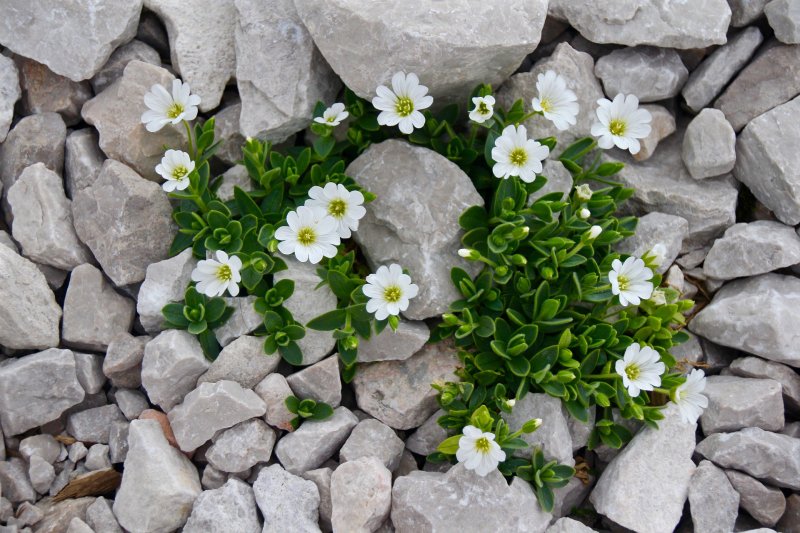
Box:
[475,437,491,454]
[540,99,552,113]
[172,166,188,179]
[326,116,336,123]
[167,102,185,119]
[396,96,414,117]
[217,264,232,282]
[297,227,316,246]
[328,198,347,218]
[383,285,402,303]
[509,148,528,167]
[617,274,630,291]
[609,119,627,137]
[625,363,640,381]
[478,102,490,115]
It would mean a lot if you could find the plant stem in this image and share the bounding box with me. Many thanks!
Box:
[584,373,619,380]
[516,110,543,125]
[468,123,478,149]
[653,387,671,396]
[183,120,195,159]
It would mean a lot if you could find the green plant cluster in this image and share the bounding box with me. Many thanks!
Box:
[284,395,335,430]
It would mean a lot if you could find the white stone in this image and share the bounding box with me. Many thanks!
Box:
[67,404,126,444]
[331,456,392,533]
[19,434,61,464]
[64,128,106,200]
[86,496,124,533]
[766,0,800,44]
[104,332,149,389]
[198,335,280,389]
[632,105,676,162]
[405,410,450,457]
[683,108,737,180]
[141,330,211,412]
[356,320,430,363]
[0,55,20,143]
[90,39,161,94]
[115,389,149,420]
[339,419,405,472]
[183,478,261,533]
[703,221,800,280]
[28,454,55,494]
[302,467,333,533]
[286,356,342,408]
[595,46,688,102]
[253,464,322,533]
[255,372,297,432]
[613,212,688,275]
[503,393,574,465]
[212,295,262,347]
[137,248,197,335]
[85,444,112,471]
[274,406,358,475]
[206,419,276,473]
[729,356,800,413]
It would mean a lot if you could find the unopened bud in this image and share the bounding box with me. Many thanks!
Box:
[576,184,593,202]
[582,225,602,243]
[267,239,279,253]
[649,243,666,267]
[507,399,516,407]
[541,266,555,279]
[511,254,527,266]
[442,313,460,326]
[512,226,529,239]
[495,265,508,277]
[596,393,610,407]
[579,208,591,220]
[650,289,666,306]
[344,336,359,350]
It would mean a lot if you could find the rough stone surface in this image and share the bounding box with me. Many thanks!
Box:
[767,0,800,44]
[391,464,552,533]
[234,0,341,142]
[136,10,169,57]
[682,26,764,113]
[213,104,247,167]
[86,496,124,533]
[34,497,96,533]
[683,108,737,180]
[725,470,786,527]
[115,389,149,420]
[113,419,202,533]
[73,352,106,395]
[703,221,800,280]
[700,376,784,434]
[340,419,405,472]
[590,403,696,533]
[216,166,256,204]
[546,518,597,533]
[504,393,574,465]
[776,493,800,532]
[84,444,112,470]
[255,373,297,432]
[286,356,342,408]
[405,410,450,457]
[348,140,483,319]
[90,39,161,94]
[331,456,392,533]
[0,240,62,350]
[137,248,197,335]
[595,46,688,102]
[0,55,20,142]
[62,264,135,351]
[81,61,189,182]
[0,458,36,503]
[64,129,106,200]
[19,434,61,464]
[632,105,676,162]
[356,320,430,363]
[551,476,595,521]
[353,340,461,430]
[141,330,211,412]
[14,56,93,126]
[0,349,84,436]
[613,212,688,275]
[688,460,740,533]
[198,335,279,389]
[66,518,94,533]
[695,427,800,489]
[275,406,359,475]
[183,478,261,533]
[212,295,261,348]
[729,356,800,412]
[206,419,275,473]
[302,467,333,533]
[104,332,149,389]
[729,0,771,25]
[253,464,321,533]
[67,404,126,444]
[28,454,55,493]
[690,274,800,368]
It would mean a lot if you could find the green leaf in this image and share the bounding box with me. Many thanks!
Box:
[559,137,595,162]
[273,279,295,299]
[564,399,590,423]
[306,309,347,331]
[459,205,489,230]
[187,320,207,335]
[314,135,335,159]
[196,328,221,361]
[279,340,303,365]
[310,402,335,420]
[264,311,284,334]
[436,434,462,455]
[162,303,191,327]
[506,356,531,377]
[327,270,355,301]
[500,437,530,450]
[537,483,555,513]
[234,186,263,220]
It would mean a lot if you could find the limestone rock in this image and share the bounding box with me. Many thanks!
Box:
[690,274,800,368]
[776,493,800,532]
[356,320,430,363]
[34,497,96,533]
[255,373,296,432]
[137,248,197,335]
[0,55,20,142]
[352,340,461,430]
[212,295,261,347]
[274,406,358,475]
[253,464,321,533]
[64,129,106,200]
[695,427,800,489]
[14,56,93,126]
[183,478,261,533]
[0,349,84,436]
[81,61,189,182]
[703,221,800,280]
[234,0,341,142]
[546,518,597,533]
[198,335,280,389]
[766,0,800,44]
[595,46,688,102]
[113,419,202,533]
[104,332,150,389]
[566,404,595,452]
[682,26,764,113]
[206,419,276,473]
[589,403,696,533]
[331,456,392,533]
[286,356,342,408]
[115,389,149,420]
[339,419,405,472]
[348,140,484,319]
[682,108,736,180]
[700,376,784,434]
[90,39,161,94]
[0,235,62,350]
[85,444,112,471]
[688,460,740,533]
[67,517,95,533]
[0,458,36,504]
[19,435,61,464]
[141,330,211,412]
[272,253,337,364]
[551,476,595,521]
[28,454,55,494]
[725,470,786,527]
[302,468,333,533]
[612,212,688,275]
[67,404,126,444]
[216,164,255,202]
[62,264,136,352]
[86,496,124,533]
[405,410,451,457]
[729,0,771,25]
[530,160,573,203]
[213,104,246,166]
[143,0,236,111]
[632,105,676,162]
[503,393,574,465]
[729,356,800,412]
[136,10,170,57]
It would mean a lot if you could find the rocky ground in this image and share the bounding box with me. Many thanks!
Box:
[0,1,799,533]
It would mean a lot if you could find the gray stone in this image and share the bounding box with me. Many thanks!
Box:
[136,248,197,335]
[33,497,96,533]
[286,356,342,408]
[108,420,130,463]
[255,372,296,432]
[729,356,800,412]
[143,0,236,112]
[689,460,740,533]
[725,470,786,527]
[49,459,75,497]
[396,449,418,479]
[302,468,333,533]
[14,56,92,127]
[234,0,340,142]
[716,43,800,132]
[72,160,176,286]
[198,335,280,389]
[275,406,359,475]
[353,340,461,430]
[136,9,170,58]
[632,105,676,162]
[0,230,17,252]
[73,353,106,395]
[141,329,211,412]
[253,464,321,533]
[168,380,266,452]
[115,389,149,420]
[19,435,61,464]
[113,419,202,533]
[0,55,19,142]
[546,518,597,533]
[0,497,11,522]
[183,478,260,533]
[551,476,595,520]
[356,320,430,363]
[613,212,688,275]
[497,43,605,158]
[729,0,771,25]
[566,404,595,452]
[0,349,84,436]
[690,274,800,368]
[590,403,696,533]
[766,0,800,44]
[67,404,126,444]
[670,331,706,375]
[90,39,161,94]
[405,410,450,457]
[700,376,784,434]
[0,458,36,503]
[331,456,392,533]
[705,221,800,280]
[66,518,94,533]
[81,61,189,182]
[683,108,737,180]
[503,393,574,465]
[200,464,225,490]
[595,46,688,102]
[213,104,246,167]
[695,427,800,489]
[16,501,44,527]
[781,421,800,438]
[0,0,141,82]
[62,264,135,351]
[348,140,483,319]
[682,26,764,113]
[530,160,573,203]
[776,493,800,532]
[84,444,112,471]
[104,332,149,389]
[69,442,89,463]
[391,464,552,533]
[339,419,405,472]
[272,252,337,364]
[216,164,254,202]
[35,263,70,291]
[548,0,730,48]
[206,419,275,473]
[28,455,55,494]
[212,295,261,348]
[85,497,123,533]
[64,129,106,200]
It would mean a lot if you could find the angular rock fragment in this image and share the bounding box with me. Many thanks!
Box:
[0,458,36,503]
[303,467,334,532]
[725,470,786,527]
[632,105,676,162]
[213,104,246,166]
[594,46,688,102]
[198,335,280,389]
[504,393,574,465]
[19,435,61,464]
[287,356,342,408]
[703,221,800,280]
[700,376,784,434]
[682,108,736,180]
[0,55,20,142]
[73,352,106,395]
[331,456,392,533]
[729,356,800,413]
[90,39,161,94]
[67,517,95,533]
[546,517,597,533]
[255,373,297,432]
[35,497,96,533]
[115,389,149,420]
[67,405,126,444]
[405,410,450,457]
[688,460,740,533]
[356,320,429,363]
[729,0,771,26]
[766,0,800,44]
[776,493,800,532]
[65,129,106,200]
[86,496,124,533]
[104,332,150,389]
[212,295,261,347]
[206,419,276,473]
[253,464,321,533]
[339,419,405,472]
[141,330,211,411]
[136,248,197,335]
[612,212,688,275]
[183,478,261,533]
[28,454,55,494]
[14,56,93,127]
[136,10,170,58]
[274,406,358,475]
[85,444,112,471]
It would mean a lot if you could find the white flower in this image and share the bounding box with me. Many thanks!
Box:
[458,249,472,258]
[674,369,709,425]
[591,94,652,155]
[155,150,194,192]
[455,425,506,477]
[650,243,667,267]
[304,183,366,239]
[507,399,516,407]
[609,256,654,306]
[313,103,349,127]
[615,343,665,398]
[575,184,593,201]
[275,206,341,264]
[191,250,242,298]
[141,80,201,133]
[531,70,579,131]
[469,95,495,123]
[587,225,602,240]
[372,72,433,134]
[363,264,419,321]
[650,289,666,305]
[579,208,591,220]
[491,125,550,183]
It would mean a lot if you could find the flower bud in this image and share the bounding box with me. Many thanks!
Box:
[511,254,527,266]
[541,266,555,279]
[596,393,610,407]
[344,335,359,350]
[458,248,472,258]
[579,208,591,220]
[495,265,509,277]
[582,225,602,243]
[507,399,516,407]
[512,226,529,239]
[575,184,593,202]
[649,243,666,267]
[267,239,279,253]
[650,289,666,306]
[442,313,460,326]
[556,370,575,383]
[441,392,454,404]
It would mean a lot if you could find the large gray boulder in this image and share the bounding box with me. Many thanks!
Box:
[703,221,800,280]
[699,376,784,434]
[0,54,20,142]
[594,46,688,102]
[183,478,261,533]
